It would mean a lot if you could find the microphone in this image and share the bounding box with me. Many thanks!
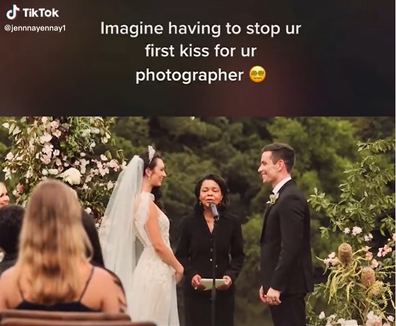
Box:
[209,202,219,221]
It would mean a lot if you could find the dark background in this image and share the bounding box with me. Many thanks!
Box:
[0,0,394,116]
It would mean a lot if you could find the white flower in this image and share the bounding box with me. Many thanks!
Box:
[344,228,350,234]
[91,128,100,134]
[364,234,372,241]
[60,167,82,185]
[328,252,336,259]
[80,152,86,157]
[352,226,362,235]
[42,169,49,176]
[387,316,394,322]
[100,154,108,161]
[48,169,59,175]
[81,129,91,137]
[52,129,62,138]
[26,169,33,179]
[371,259,379,269]
[39,133,52,144]
[319,311,326,319]
[108,159,119,169]
[2,122,9,129]
[53,149,60,157]
[107,181,114,190]
[12,126,21,135]
[3,167,11,180]
[85,207,92,214]
[79,158,89,174]
[5,152,14,160]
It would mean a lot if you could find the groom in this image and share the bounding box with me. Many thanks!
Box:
[258,143,313,326]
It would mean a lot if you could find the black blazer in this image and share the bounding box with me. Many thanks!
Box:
[175,210,245,285]
[260,180,314,294]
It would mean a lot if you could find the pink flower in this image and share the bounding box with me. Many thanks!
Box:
[378,245,392,257]
[40,155,51,165]
[371,259,378,269]
[50,120,60,129]
[365,252,373,261]
[16,184,25,194]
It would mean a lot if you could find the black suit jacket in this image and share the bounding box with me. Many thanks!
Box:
[175,210,245,285]
[260,180,314,294]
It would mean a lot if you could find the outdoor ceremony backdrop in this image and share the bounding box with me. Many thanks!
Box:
[0,116,394,326]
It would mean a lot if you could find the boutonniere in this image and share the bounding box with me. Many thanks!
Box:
[266,193,279,205]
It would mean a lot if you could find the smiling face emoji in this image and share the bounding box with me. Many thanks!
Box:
[249,66,266,83]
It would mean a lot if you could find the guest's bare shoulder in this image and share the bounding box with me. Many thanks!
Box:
[92,266,116,284]
[0,267,17,292]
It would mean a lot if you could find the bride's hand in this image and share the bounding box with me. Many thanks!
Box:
[175,266,184,284]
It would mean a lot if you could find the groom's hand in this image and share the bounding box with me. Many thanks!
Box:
[266,287,281,305]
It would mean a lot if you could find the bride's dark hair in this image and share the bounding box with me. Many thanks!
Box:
[139,150,164,211]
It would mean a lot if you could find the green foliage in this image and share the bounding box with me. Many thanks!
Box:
[307,138,395,326]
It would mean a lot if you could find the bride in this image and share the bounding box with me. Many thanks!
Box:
[99,146,183,325]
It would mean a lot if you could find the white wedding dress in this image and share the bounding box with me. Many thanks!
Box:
[128,192,179,326]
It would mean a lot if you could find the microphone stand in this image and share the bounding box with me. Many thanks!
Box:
[209,202,219,326]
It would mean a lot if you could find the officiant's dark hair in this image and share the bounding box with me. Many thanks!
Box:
[139,150,165,211]
[193,174,229,213]
[262,143,295,173]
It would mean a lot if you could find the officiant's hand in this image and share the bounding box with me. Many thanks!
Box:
[191,274,206,290]
[216,275,232,290]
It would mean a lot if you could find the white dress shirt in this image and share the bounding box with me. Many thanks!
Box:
[272,176,292,195]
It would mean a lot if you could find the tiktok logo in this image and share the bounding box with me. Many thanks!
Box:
[6,4,20,20]
[5,4,59,20]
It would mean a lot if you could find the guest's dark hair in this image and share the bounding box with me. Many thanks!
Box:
[81,210,104,267]
[193,174,229,213]
[262,143,295,173]
[139,149,164,211]
[0,205,25,254]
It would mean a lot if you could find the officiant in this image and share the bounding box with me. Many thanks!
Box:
[175,174,245,326]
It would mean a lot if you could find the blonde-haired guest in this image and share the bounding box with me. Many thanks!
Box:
[0,180,126,313]
[0,182,9,208]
